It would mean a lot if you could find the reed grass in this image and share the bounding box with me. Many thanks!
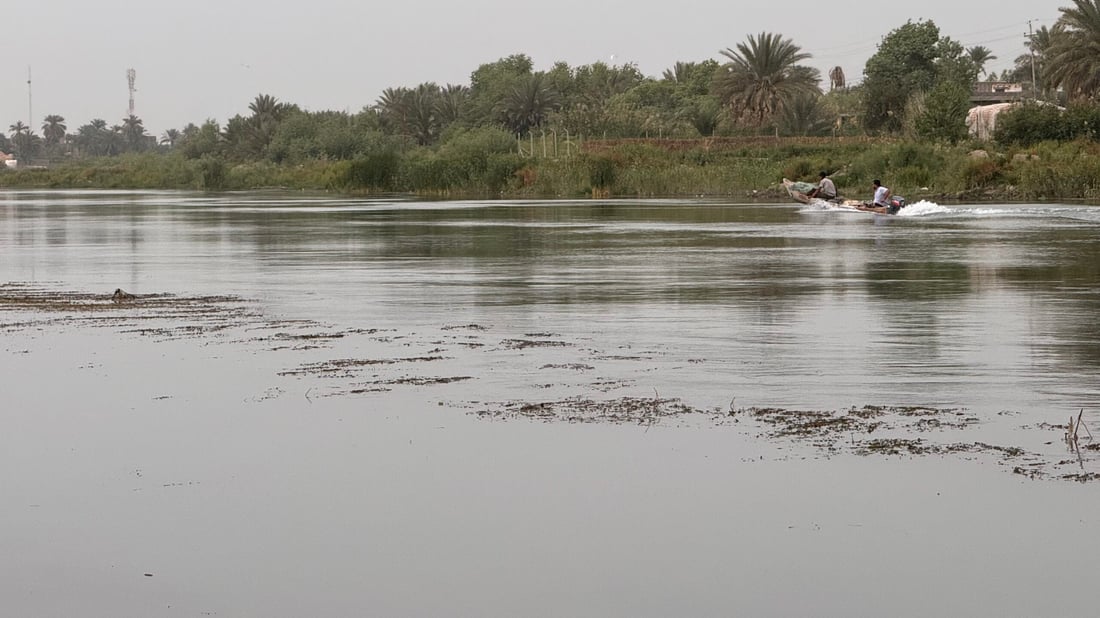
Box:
[3,139,1100,202]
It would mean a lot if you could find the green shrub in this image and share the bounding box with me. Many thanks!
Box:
[482,153,524,192]
[995,103,1067,145]
[782,158,818,181]
[346,152,399,190]
[958,158,1002,189]
[587,155,616,189]
[198,156,227,190]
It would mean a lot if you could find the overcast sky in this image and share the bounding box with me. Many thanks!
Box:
[2,0,1064,137]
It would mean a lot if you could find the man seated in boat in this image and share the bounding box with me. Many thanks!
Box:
[856,179,902,214]
[806,171,837,201]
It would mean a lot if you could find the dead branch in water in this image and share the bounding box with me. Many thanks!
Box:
[1077,409,1093,440]
[1066,410,1092,452]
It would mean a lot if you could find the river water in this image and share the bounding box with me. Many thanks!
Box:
[1,190,1098,617]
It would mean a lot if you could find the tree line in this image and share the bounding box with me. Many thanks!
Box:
[1,1,1096,170]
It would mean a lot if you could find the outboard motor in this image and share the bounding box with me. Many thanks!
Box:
[887,196,906,215]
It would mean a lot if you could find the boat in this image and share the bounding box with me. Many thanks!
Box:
[782,178,907,214]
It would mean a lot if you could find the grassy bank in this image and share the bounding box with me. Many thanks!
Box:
[2,138,1099,202]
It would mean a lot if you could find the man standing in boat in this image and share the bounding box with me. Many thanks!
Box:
[807,171,837,201]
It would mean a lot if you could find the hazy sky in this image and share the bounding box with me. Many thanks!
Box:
[3,0,1064,137]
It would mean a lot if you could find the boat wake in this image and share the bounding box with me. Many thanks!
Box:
[893,200,948,216]
[800,199,1100,223]
[798,198,946,216]
[787,179,1099,223]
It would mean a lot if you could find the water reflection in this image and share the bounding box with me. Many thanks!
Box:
[2,190,1099,399]
[3,189,1100,616]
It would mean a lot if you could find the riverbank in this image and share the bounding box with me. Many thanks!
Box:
[2,138,1099,202]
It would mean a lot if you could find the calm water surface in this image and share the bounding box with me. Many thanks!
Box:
[1,190,1099,617]
[3,190,1098,412]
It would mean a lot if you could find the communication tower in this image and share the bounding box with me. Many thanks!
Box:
[127,68,137,116]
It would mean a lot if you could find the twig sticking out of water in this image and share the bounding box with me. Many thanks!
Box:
[1067,410,1092,453]
[1076,409,1093,440]
[1068,415,1078,452]
[646,388,661,433]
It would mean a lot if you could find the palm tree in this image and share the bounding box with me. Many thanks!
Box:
[8,122,40,160]
[75,119,109,156]
[1011,24,1061,97]
[105,124,126,156]
[575,62,642,105]
[42,115,66,146]
[74,126,93,156]
[662,62,695,83]
[712,32,821,127]
[406,83,442,146]
[1047,0,1100,100]
[122,115,147,152]
[39,115,68,160]
[160,128,181,148]
[376,87,413,137]
[686,96,721,136]
[778,93,835,136]
[660,60,719,97]
[967,46,997,77]
[181,123,200,140]
[435,83,468,125]
[498,73,561,135]
[242,93,288,156]
[249,93,285,119]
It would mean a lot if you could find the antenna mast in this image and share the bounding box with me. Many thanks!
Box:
[127,68,137,116]
[1027,20,1037,99]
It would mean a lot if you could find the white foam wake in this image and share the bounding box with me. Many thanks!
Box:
[894,200,948,216]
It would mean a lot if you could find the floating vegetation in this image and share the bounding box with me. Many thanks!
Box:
[278,356,447,378]
[471,398,1095,482]
[500,338,571,350]
[4,283,1094,483]
[590,379,634,392]
[731,404,1096,481]
[382,376,472,386]
[475,396,703,425]
[251,328,382,343]
[0,282,259,338]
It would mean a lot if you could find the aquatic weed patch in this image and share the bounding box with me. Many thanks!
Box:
[733,404,1097,481]
[278,356,448,378]
[500,338,571,350]
[0,282,259,337]
[475,396,704,425]
[6,283,1095,483]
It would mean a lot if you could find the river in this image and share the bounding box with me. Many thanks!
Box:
[1,190,1098,617]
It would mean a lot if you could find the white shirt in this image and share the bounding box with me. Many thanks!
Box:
[873,186,890,206]
[818,177,836,198]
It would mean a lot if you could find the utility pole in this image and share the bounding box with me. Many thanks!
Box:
[27,66,32,132]
[1027,20,1037,99]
